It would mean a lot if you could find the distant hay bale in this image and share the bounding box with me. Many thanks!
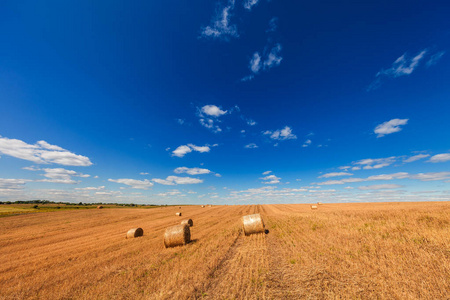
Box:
[176,212,182,216]
[179,206,181,209]
[201,205,205,208]
[181,219,193,227]
[311,205,318,210]
[97,205,103,209]
[317,202,322,205]
[242,214,265,236]
[164,224,190,248]
[126,228,143,239]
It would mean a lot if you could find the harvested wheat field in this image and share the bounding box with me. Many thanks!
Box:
[0,202,449,299]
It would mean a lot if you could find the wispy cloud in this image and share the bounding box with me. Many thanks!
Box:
[172,144,215,158]
[374,118,408,137]
[426,51,445,67]
[316,171,450,185]
[198,105,228,132]
[200,105,227,117]
[353,156,397,170]
[244,143,258,149]
[428,153,450,163]
[403,154,430,163]
[174,167,211,175]
[358,184,403,190]
[368,49,428,90]
[302,139,312,148]
[263,44,283,69]
[200,0,238,40]
[261,174,281,184]
[0,136,92,166]
[108,178,154,189]
[243,0,259,10]
[319,172,353,178]
[263,126,297,141]
[266,17,278,33]
[0,178,30,191]
[152,176,203,185]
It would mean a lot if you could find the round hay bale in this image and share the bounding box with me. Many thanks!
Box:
[317,202,322,205]
[97,205,103,209]
[164,224,190,248]
[242,213,265,236]
[311,205,318,210]
[201,205,205,208]
[126,228,143,239]
[180,219,193,227]
[176,212,182,216]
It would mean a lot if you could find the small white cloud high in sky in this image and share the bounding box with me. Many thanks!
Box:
[374,119,409,137]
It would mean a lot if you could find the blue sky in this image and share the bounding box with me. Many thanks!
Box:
[1,0,450,204]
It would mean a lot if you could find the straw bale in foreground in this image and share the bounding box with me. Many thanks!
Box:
[180,219,193,227]
[242,213,265,236]
[176,212,182,216]
[97,205,103,209]
[164,224,190,248]
[126,228,143,239]
[311,205,318,210]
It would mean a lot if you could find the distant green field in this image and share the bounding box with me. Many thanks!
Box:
[0,203,162,217]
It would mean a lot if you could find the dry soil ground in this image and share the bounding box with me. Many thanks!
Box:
[0,202,449,299]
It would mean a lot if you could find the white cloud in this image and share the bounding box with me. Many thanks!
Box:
[262,171,272,175]
[0,136,92,166]
[368,49,428,90]
[172,145,192,157]
[247,119,256,126]
[409,172,450,181]
[319,172,353,178]
[264,44,283,69]
[0,178,30,190]
[171,144,213,158]
[188,144,212,153]
[261,174,281,184]
[264,126,297,141]
[39,168,89,184]
[198,105,227,132]
[243,0,259,10]
[152,176,203,185]
[374,118,408,137]
[243,43,282,81]
[353,156,397,169]
[158,190,183,197]
[177,119,185,125]
[75,186,105,191]
[266,17,278,32]
[380,50,427,77]
[403,154,429,163]
[174,167,211,175]
[302,139,312,148]
[250,52,261,73]
[358,184,403,190]
[241,74,254,82]
[244,143,258,149]
[201,105,227,117]
[317,171,450,185]
[428,153,450,163]
[201,0,238,40]
[426,51,445,67]
[140,172,149,175]
[108,178,154,190]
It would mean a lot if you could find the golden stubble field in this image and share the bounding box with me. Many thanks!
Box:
[0,202,449,299]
